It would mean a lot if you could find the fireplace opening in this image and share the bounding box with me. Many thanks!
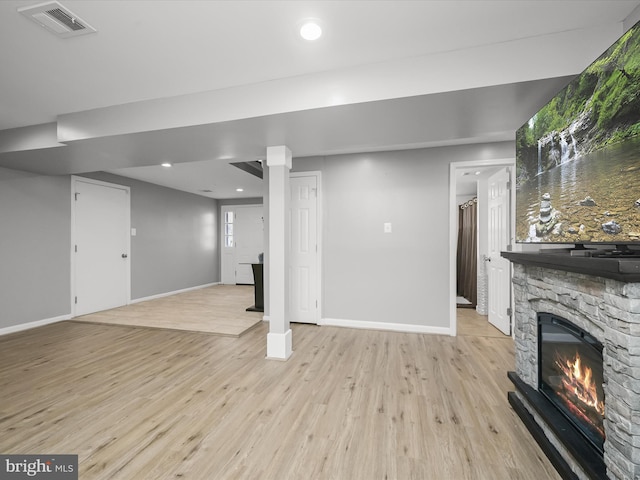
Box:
[538,313,605,454]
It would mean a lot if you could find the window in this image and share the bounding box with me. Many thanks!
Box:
[224,211,234,247]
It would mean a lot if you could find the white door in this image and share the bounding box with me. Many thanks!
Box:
[290,174,319,324]
[221,205,264,285]
[487,168,511,335]
[74,178,130,316]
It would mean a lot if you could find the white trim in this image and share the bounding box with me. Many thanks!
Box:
[290,171,322,324]
[449,158,515,338]
[319,318,451,336]
[0,314,71,336]
[130,282,220,304]
[71,176,131,316]
[70,177,76,316]
[266,146,292,169]
[266,329,293,360]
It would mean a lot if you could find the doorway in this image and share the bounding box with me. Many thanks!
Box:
[449,161,514,336]
[72,177,130,316]
[221,205,264,285]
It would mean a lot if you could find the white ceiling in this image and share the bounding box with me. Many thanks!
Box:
[0,0,639,199]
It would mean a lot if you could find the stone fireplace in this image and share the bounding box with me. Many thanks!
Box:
[503,251,640,480]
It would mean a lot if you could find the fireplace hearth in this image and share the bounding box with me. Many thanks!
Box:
[508,372,605,479]
[507,312,607,479]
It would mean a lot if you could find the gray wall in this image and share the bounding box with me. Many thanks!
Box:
[293,141,514,328]
[0,168,220,330]
[79,173,219,299]
[0,168,71,328]
[1,141,513,331]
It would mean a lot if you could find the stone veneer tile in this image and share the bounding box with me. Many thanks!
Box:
[622,283,640,298]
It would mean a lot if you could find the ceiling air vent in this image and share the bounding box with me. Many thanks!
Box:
[18,1,96,38]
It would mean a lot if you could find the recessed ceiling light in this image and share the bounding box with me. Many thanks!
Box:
[236,188,244,192]
[300,20,322,41]
[161,162,172,167]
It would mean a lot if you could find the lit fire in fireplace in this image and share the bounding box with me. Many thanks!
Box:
[555,351,605,437]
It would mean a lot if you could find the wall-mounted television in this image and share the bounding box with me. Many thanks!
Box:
[515,20,640,247]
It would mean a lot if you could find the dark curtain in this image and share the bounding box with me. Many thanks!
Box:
[456,198,477,306]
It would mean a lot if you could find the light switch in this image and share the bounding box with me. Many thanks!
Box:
[384,222,392,233]
[131,228,137,236]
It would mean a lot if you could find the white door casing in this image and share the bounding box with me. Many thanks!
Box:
[487,168,512,335]
[290,173,320,324]
[72,177,130,316]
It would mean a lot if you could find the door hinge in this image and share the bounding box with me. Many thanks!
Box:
[506,244,513,252]
[507,307,512,317]
[75,245,78,253]
[506,181,511,190]
[75,296,78,304]
[74,192,79,201]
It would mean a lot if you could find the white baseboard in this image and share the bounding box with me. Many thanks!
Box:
[0,314,72,336]
[319,317,452,335]
[130,282,220,304]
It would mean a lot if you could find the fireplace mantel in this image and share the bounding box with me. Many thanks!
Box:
[502,251,640,282]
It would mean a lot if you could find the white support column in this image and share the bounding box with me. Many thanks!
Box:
[266,145,292,360]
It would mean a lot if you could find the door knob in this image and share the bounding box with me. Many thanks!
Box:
[122,253,128,258]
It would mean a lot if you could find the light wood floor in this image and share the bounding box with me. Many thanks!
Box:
[0,314,560,479]
[74,285,262,337]
[457,307,508,338]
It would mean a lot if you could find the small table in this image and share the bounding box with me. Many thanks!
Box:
[246,263,264,312]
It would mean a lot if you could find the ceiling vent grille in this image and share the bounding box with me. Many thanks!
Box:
[18,1,96,38]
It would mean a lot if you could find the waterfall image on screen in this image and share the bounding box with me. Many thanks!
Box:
[515,21,640,244]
